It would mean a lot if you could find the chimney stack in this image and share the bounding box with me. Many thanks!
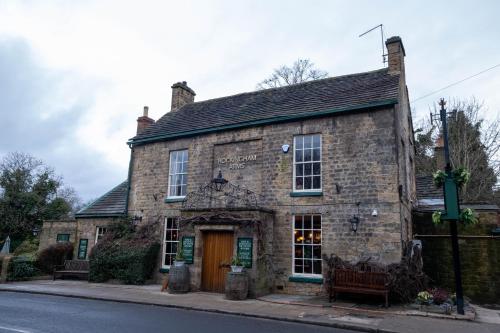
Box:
[385,36,406,75]
[434,135,445,169]
[171,81,195,111]
[136,106,155,135]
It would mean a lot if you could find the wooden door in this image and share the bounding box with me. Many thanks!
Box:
[201,231,234,292]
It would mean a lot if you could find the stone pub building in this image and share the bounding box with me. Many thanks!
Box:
[40,36,416,296]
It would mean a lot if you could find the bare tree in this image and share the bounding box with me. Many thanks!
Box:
[256,59,328,90]
[415,98,500,203]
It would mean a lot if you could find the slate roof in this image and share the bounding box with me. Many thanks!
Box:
[76,181,128,218]
[416,175,443,200]
[130,68,400,145]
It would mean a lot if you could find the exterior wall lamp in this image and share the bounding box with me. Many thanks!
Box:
[212,170,228,192]
[349,202,361,233]
[32,226,41,237]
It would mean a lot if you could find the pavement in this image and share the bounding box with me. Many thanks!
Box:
[1,280,500,333]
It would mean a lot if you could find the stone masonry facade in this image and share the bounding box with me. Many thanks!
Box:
[128,105,415,295]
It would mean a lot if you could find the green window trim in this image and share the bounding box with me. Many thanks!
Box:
[77,239,88,260]
[290,191,323,197]
[56,234,70,243]
[164,197,185,203]
[159,268,170,273]
[288,276,323,284]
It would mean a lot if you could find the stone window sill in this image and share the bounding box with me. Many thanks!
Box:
[288,276,323,284]
[164,197,185,203]
[289,191,323,197]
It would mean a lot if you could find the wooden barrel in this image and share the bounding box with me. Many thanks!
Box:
[225,272,248,300]
[168,264,190,293]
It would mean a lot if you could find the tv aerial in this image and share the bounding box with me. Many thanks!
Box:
[359,24,387,65]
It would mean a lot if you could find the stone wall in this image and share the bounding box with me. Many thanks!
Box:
[413,209,500,304]
[39,217,118,259]
[128,106,412,294]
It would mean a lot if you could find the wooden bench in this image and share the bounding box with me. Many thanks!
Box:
[331,268,389,307]
[53,260,89,281]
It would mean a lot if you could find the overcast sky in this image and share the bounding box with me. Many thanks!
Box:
[1,0,499,201]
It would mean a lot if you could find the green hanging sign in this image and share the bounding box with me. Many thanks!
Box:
[77,239,88,260]
[237,237,253,268]
[182,236,195,264]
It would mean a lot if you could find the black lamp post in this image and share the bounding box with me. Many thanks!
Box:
[349,202,361,232]
[212,170,228,192]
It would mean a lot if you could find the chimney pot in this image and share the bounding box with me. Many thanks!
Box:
[136,106,155,135]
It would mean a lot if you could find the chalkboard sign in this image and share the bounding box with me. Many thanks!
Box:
[182,236,195,264]
[77,239,88,260]
[237,237,253,268]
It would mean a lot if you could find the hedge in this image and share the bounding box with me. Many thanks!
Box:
[37,242,74,274]
[7,256,39,281]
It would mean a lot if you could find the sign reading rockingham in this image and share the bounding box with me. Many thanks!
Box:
[217,154,257,170]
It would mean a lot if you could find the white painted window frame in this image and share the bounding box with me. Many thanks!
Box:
[292,214,322,278]
[292,134,322,192]
[162,217,179,269]
[167,149,189,199]
[95,226,107,244]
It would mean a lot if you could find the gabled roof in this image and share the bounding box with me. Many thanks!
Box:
[76,181,128,218]
[129,68,400,145]
[416,175,443,200]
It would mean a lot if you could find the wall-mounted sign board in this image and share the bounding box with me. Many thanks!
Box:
[237,237,253,268]
[182,236,195,264]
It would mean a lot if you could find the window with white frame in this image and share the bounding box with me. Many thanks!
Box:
[95,227,107,244]
[168,150,189,198]
[293,134,321,191]
[293,214,322,275]
[162,217,179,268]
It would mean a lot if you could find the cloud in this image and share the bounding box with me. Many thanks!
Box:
[0,37,126,200]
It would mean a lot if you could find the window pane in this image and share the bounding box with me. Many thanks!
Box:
[294,215,302,229]
[294,259,303,274]
[304,176,312,189]
[304,245,312,258]
[313,245,321,259]
[295,137,303,149]
[303,215,311,229]
[313,260,322,274]
[295,149,303,162]
[313,231,321,244]
[295,177,303,190]
[313,163,320,175]
[313,176,321,189]
[304,260,312,274]
[305,231,313,244]
[304,163,312,175]
[304,149,312,161]
[295,164,303,177]
[166,242,172,253]
[294,230,303,244]
[313,215,321,229]
[313,148,320,161]
[312,135,320,148]
[304,135,312,148]
[294,245,303,258]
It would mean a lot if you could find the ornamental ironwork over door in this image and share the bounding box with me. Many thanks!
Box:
[201,231,234,292]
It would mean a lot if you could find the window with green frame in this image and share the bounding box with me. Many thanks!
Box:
[77,239,88,259]
[56,234,70,243]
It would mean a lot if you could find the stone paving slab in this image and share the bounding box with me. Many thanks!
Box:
[1,281,499,333]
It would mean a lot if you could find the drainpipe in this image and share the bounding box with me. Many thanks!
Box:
[124,143,134,217]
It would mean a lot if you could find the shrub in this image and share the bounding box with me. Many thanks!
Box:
[89,219,160,285]
[7,256,39,281]
[37,242,74,274]
[13,237,39,258]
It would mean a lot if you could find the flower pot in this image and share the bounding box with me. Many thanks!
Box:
[174,260,185,267]
[231,265,243,273]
